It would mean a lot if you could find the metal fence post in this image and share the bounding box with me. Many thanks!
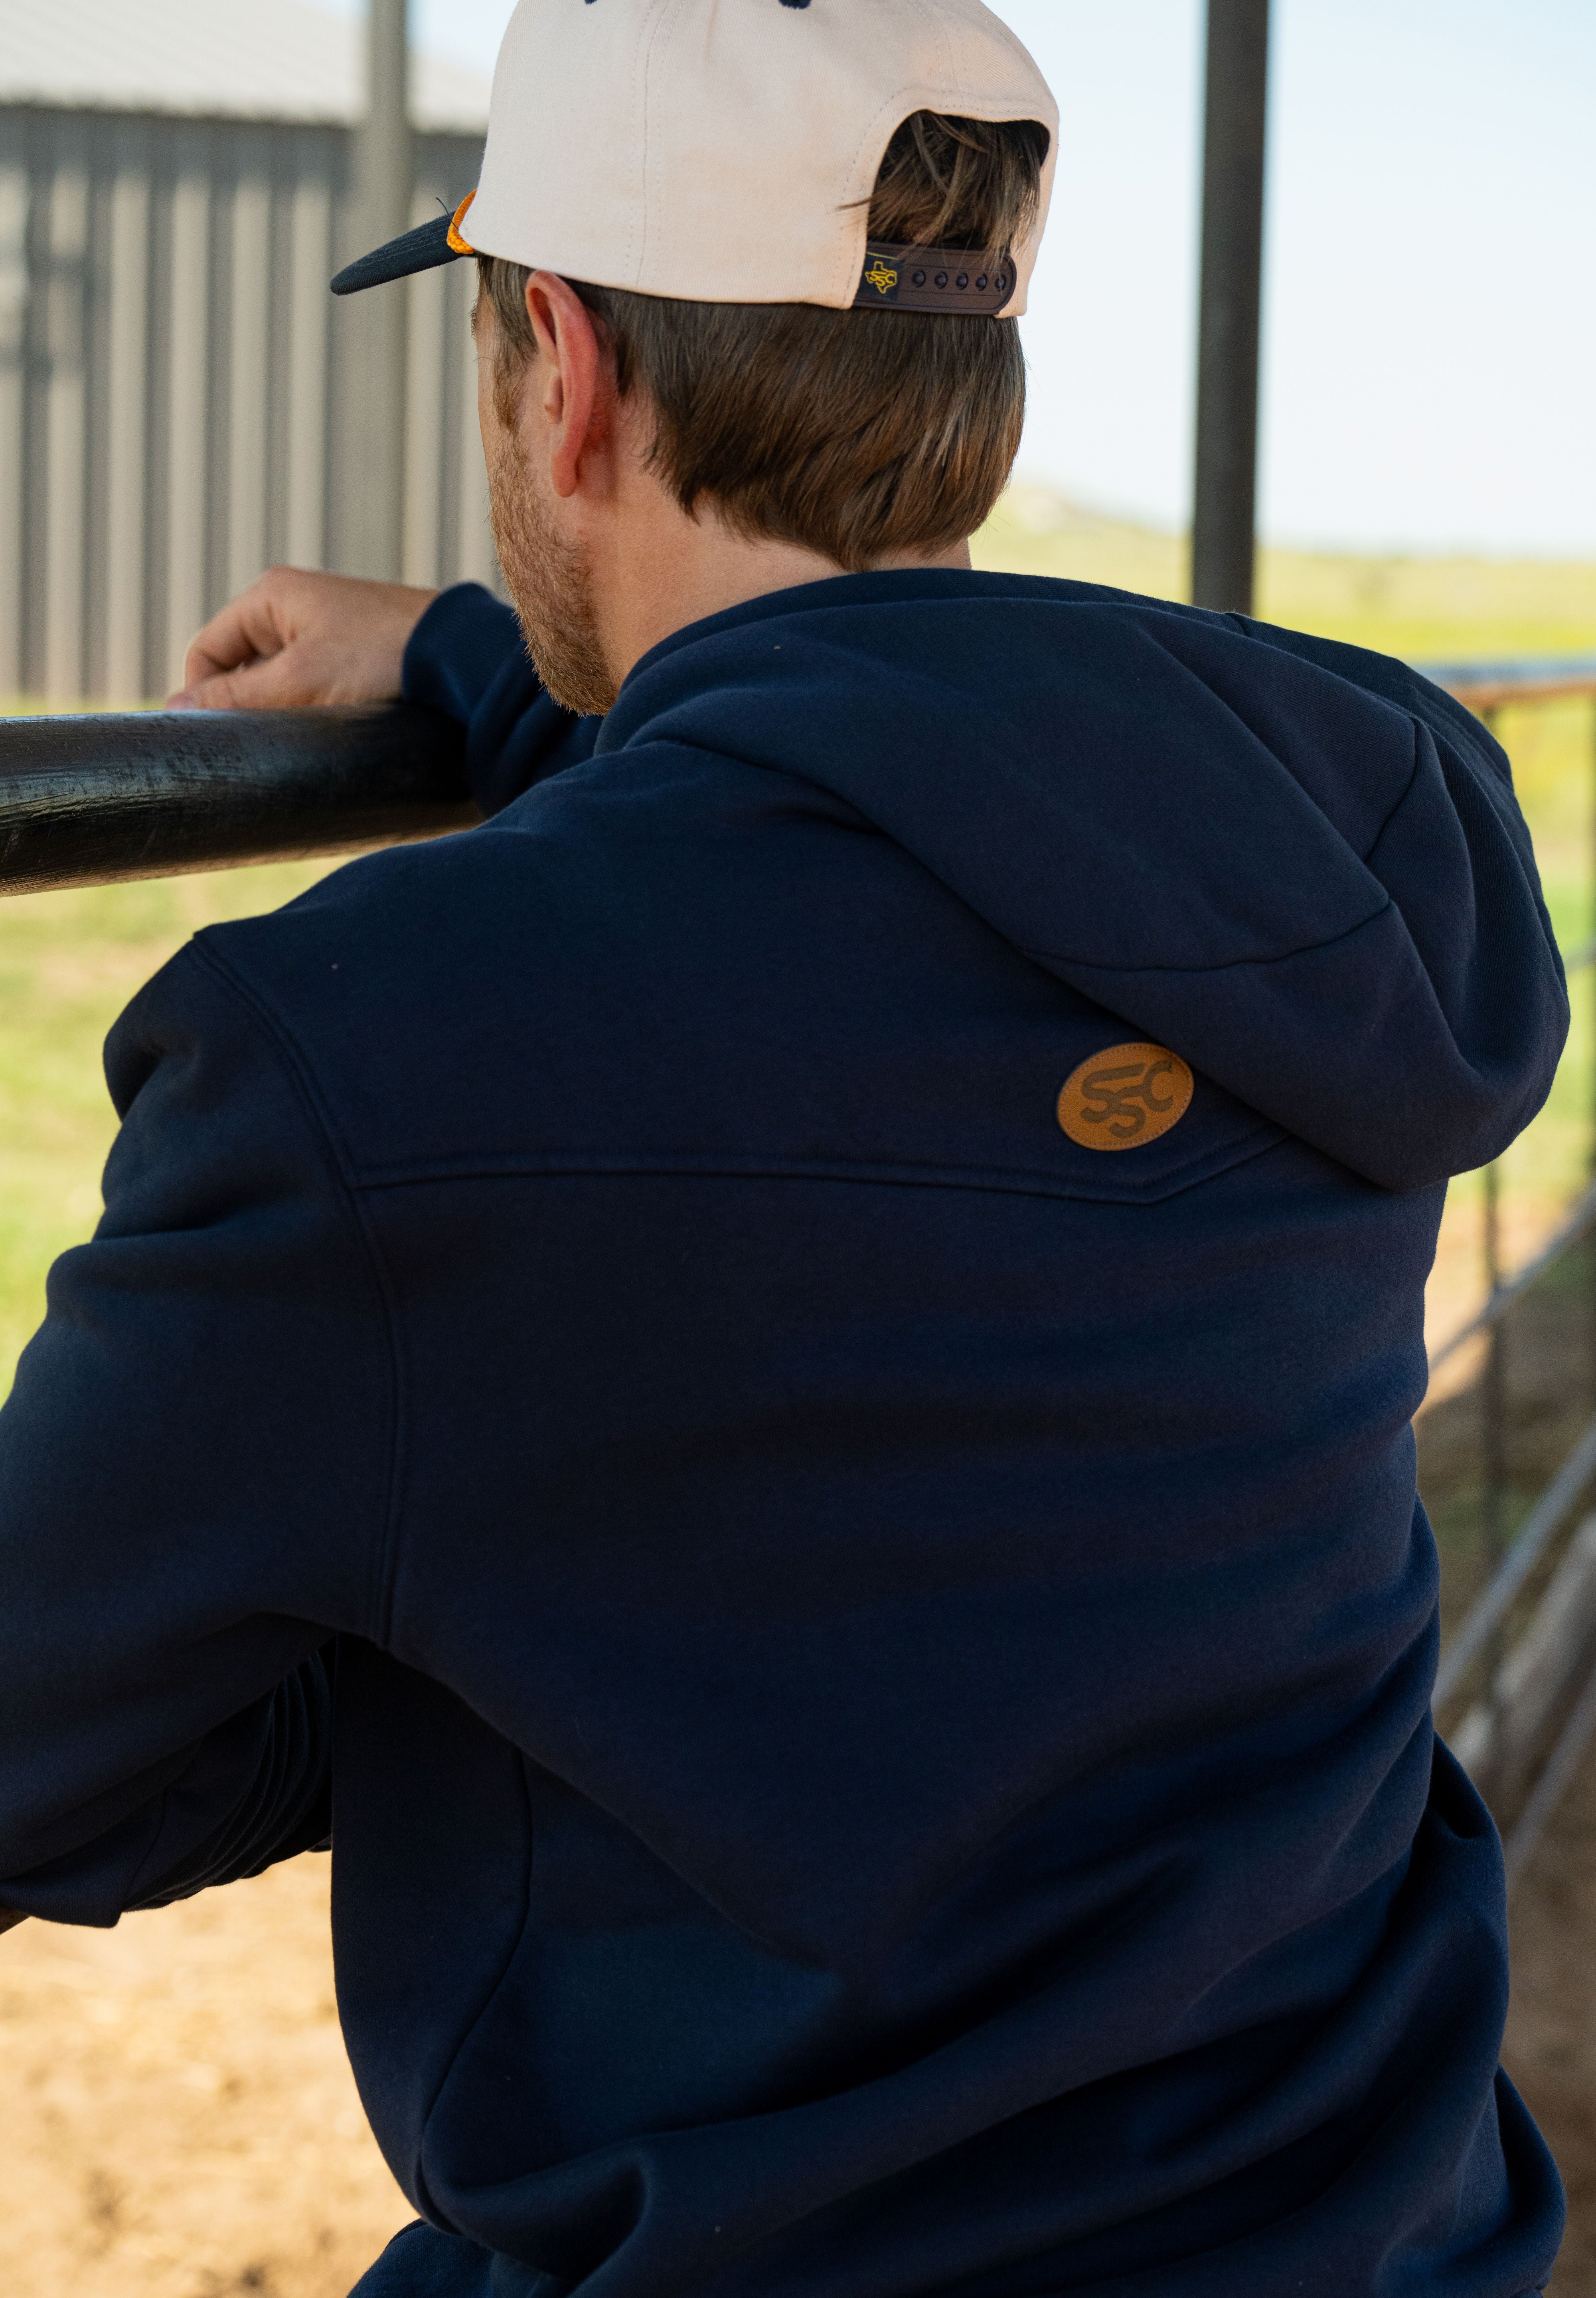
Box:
[1483,1155,1508,1561]
[1191,0,1272,616]
[358,0,412,579]
[1480,705,1509,1772]
[1479,1155,1510,1783]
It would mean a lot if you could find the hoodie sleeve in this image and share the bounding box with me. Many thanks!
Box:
[0,942,389,1926]
[402,580,602,818]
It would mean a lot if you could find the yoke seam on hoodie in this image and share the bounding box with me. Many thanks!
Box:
[348,1132,1288,1201]
[1018,896,1397,979]
[187,937,407,1651]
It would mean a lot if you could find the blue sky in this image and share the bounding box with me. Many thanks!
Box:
[334,0,1596,558]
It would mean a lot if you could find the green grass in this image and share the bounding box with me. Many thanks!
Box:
[2,500,1595,1404]
[0,865,336,1390]
[1474,698,1596,1219]
[974,487,1596,661]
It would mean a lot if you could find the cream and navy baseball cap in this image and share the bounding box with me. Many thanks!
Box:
[332,0,1057,320]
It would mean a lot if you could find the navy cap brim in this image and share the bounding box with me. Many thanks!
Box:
[331,213,470,297]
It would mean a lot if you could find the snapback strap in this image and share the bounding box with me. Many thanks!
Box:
[853,243,1015,315]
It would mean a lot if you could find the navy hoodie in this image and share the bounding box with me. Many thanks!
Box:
[0,573,1571,2298]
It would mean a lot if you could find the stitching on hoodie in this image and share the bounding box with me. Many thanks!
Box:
[1019,896,1398,979]
[188,938,407,1650]
[348,1131,1287,1205]
[413,1750,537,2226]
[1362,717,1428,863]
[38,1757,182,1922]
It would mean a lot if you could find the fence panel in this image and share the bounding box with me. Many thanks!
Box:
[0,102,494,702]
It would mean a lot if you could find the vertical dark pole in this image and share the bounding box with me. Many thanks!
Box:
[359,0,411,578]
[1483,1157,1507,1565]
[1481,705,1509,1779]
[1481,1154,1509,1775]
[1191,0,1272,615]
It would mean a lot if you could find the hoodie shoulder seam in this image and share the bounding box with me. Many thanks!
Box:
[186,936,405,1648]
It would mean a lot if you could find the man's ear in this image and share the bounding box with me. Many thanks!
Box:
[521,272,610,501]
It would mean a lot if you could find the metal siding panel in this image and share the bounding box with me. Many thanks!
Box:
[164,123,209,689]
[409,130,484,592]
[0,116,27,695]
[105,117,151,699]
[402,181,446,587]
[285,143,330,567]
[226,128,271,597]
[358,0,411,581]
[263,153,293,568]
[81,128,113,698]
[144,120,176,702]
[324,122,361,577]
[44,120,89,699]
[20,113,47,693]
[422,128,498,596]
[202,143,230,634]
[0,111,492,695]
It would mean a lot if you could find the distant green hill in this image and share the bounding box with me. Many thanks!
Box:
[974,488,1596,664]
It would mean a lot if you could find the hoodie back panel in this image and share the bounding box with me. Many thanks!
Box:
[0,574,1568,2298]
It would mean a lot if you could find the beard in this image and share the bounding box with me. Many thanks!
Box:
[484,417,618,719]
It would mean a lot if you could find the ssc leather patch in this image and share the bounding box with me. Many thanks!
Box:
[1057,1044,1195,1151]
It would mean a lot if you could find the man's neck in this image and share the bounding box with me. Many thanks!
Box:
[592,498,973,691]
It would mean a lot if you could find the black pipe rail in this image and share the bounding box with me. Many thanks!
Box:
[0,707,478,894]
[1191,0,1272,616]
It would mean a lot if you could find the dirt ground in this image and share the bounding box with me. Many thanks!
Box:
[0,1859,410,2298]
[0,1800,1592,2298]
[1508,1742,1596,2297]
[1422,1236,1596,2293]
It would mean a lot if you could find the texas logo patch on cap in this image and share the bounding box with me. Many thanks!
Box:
[1057,1044,1195,1151]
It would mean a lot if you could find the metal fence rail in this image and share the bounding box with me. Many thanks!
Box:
[0,705,474,889]
[1422,660,1596,1886]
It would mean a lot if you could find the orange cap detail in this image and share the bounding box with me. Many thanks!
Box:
[447,191,478,256]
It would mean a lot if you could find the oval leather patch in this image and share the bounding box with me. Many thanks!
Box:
[1057,1043,1195,1151]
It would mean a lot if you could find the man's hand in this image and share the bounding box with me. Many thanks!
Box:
[168,568,440,711]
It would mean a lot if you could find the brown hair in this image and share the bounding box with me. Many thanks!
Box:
[477,111,1050,571]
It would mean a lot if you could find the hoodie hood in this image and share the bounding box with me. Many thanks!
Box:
[601,570,1567,1193]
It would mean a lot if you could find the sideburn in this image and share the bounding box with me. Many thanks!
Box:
[483,413,618,720]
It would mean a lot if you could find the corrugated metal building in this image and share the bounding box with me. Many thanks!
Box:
[0,0,497,701]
